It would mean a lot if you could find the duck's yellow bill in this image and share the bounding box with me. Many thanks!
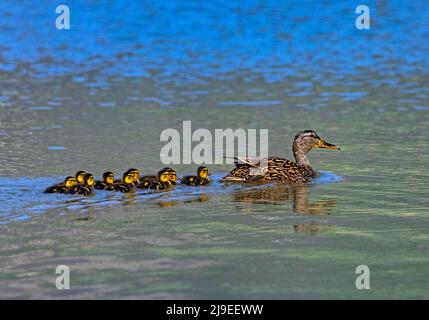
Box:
[317,139,340,150]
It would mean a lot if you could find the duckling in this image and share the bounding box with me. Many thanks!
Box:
[76,173,95,196]
[163,167,178,185]
[127,168,142,185]
[75,171,86,184]
[113,168,139,183]
[113,172,136,193]
[181,166,210,186]
[221,130,340,183]
[44,176,78,194]
[94,171,116,190]
[137,169,171,190]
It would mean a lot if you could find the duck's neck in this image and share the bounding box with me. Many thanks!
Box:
[293,143,312,170]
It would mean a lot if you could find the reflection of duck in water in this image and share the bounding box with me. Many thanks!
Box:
[158,194,209,207]
[233,185,336,215]
[222,130,340,183]
[293,223,327,235]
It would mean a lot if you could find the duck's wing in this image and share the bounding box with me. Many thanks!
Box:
[222,156,311,183]
[224,156,270,167]
[265,157,313,183]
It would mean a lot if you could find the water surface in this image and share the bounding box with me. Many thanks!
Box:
[0,0,428,299]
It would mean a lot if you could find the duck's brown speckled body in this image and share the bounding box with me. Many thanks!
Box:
[221,130,340,184]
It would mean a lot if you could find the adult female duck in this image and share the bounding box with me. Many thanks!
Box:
[221,130,340,183]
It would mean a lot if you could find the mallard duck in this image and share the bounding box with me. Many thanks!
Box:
[162,167,178,185]
[114,168,140,184]
[76,173,95,196]
[127,168,142,185]
[221,130,340,183]
[181,166,210,186]
[75,171,86,184]
[94,171,116,190]
[136,169,171,190]
[113,172,136,193]
[44,176,77,194]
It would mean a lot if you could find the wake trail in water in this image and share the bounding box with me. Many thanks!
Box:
[0,171,343,224]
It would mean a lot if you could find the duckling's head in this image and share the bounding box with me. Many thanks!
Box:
[75,171,86,184]
[126,168,141,182]
[293,130,339,166]
[163,167,177,182]
[103,171,115,184]
[64,176,77,188]
[157,169,171,183]
[197,166,209,179]
[123,173,135,185]
[83,173,94,186]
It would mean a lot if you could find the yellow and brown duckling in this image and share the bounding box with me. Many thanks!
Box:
[181,166,210,186]
[75,171,86,185]
[94,171,116,190]
[114,168,140,184]
[44,176,78,194]
[137,168,171,190]
[76,173,95,196]
[113,172,136,193]
[163,167,178,185]
[221,130,340,184]
[127,168,142,185]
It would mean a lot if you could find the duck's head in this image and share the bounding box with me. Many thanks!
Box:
[83,173,94,187]
[122,172,135,185]
[64,176,78,188]
[293,130,339,152]
[157,169,171,184]
[75,171,86,184]
[126,168,141,182]
[293,130,339,167]
[103,171,115,184]
[163,167,177,183]
[197,166,209,179]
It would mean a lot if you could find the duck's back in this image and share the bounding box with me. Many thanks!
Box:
[222,156,313,183]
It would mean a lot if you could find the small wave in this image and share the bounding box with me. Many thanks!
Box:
[313,171,344,184]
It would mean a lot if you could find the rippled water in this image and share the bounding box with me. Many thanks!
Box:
[1,1,428,299]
